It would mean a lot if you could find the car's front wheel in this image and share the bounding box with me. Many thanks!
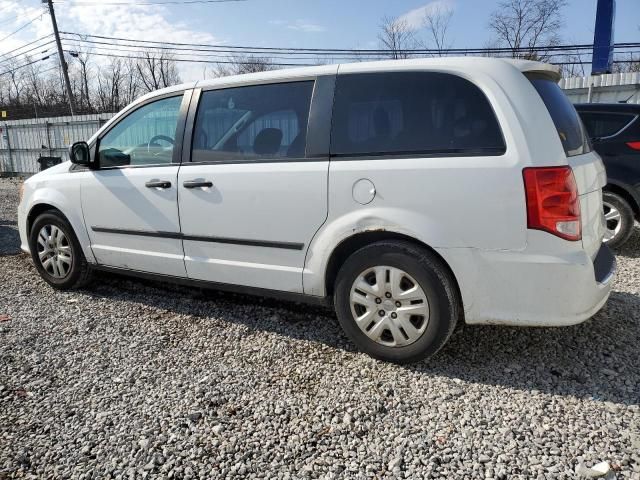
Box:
[602,191,635,249]
[334,241,459,364]
[28,211,92,290]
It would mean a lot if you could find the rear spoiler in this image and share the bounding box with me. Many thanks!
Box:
[505,59,561,82]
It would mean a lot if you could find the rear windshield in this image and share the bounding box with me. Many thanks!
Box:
[527,75,591,157]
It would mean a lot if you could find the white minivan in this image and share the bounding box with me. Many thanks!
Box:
[18,57,615,363]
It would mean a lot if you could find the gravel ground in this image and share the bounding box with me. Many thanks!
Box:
[0,177,639,479]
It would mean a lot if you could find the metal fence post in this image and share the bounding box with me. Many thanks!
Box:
[46,121,52,157]
[5,123,15,175]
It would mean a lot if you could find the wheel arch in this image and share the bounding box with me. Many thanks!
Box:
[323,230,463,312]
[25,199,96,264]
[604,182,640,220]
[27,203,65,237]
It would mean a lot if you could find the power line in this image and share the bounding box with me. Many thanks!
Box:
[0,34,53,58]
[0,53,57,77]
[61,38,380,62]
[0,11,45,43]
[64,49,316,66]
[60,35,640,63]
[56,0,248,5]
[65,48,638,69]
[0,40,56,66]
[0,13,22,27]
[61,31,640,55]
[63,40,639,67]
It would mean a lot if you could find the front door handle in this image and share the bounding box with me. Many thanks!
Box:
[145,180,172,189]
[183,180,213,189]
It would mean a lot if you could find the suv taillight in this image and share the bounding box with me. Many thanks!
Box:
[523,166,581,241]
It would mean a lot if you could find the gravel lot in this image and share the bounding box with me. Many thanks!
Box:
[0,177,639,479]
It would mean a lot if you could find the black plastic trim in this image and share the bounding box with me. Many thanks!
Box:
[183,87,201,164]
[92,227,181,239]
[92,163,180,171]
[593,243,616,284]
[330,148,506,161]
[91,226,304,250]
[306,75,336,158]
[92,264,330,306]
[179,157,324,166]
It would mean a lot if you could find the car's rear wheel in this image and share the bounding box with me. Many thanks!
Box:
[334,241,459,364]
[29,211,92,290]
[602,192,635,249]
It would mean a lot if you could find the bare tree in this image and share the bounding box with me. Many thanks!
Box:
[488,0,567,59]
[3,58,26,105]
[423,4,453,56]
[557,47,586,78]
[22,57,46,107]
[378,16,419,60]
[73,51,93,111]
[214,55,275,77]
[96,58,125,112]
[136,51,181,93]
[121,58,141,106]
[612,53,640,73]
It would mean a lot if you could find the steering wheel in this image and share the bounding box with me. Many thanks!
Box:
[147,135,175,154]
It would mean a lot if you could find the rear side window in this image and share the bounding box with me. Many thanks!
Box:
[330,72,505,157]
[527,76,591,157]
[578,112,636,139]
[192,81,314,162]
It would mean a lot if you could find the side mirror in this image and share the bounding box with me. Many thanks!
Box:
[69,141,92,166]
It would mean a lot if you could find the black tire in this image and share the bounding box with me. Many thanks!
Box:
[28,211,92,290]
[603,191,635,249]
[333,240,459,364]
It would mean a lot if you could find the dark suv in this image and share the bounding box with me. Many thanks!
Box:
[575,103,640,248]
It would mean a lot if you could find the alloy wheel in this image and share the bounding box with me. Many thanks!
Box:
[603,201,622,243]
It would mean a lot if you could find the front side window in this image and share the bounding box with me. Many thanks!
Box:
[192,81,314,163]
[330,72,506,157]
[98,95,183,168]
[578,112,636,139]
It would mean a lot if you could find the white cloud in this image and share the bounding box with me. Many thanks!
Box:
[0,1,50,58]
[0,0,222,81]
[287,20,326,33]
[397,0,455,31]
[270,19,326,33]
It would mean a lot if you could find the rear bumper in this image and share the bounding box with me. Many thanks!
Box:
[439,240,616,327]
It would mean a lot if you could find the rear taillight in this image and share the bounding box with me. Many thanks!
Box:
[523,166,581,241]
[626,141,640,150]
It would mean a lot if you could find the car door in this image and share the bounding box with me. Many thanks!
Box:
[81,91,191,276]
[177,78,333,293]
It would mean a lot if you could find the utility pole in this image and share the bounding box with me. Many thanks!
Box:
[43,0,75,115]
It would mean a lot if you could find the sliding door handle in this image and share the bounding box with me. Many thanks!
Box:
[145,180,172,189]
[183,180,213,189]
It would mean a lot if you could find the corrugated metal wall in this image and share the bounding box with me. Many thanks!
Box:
[0,113,115,174]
